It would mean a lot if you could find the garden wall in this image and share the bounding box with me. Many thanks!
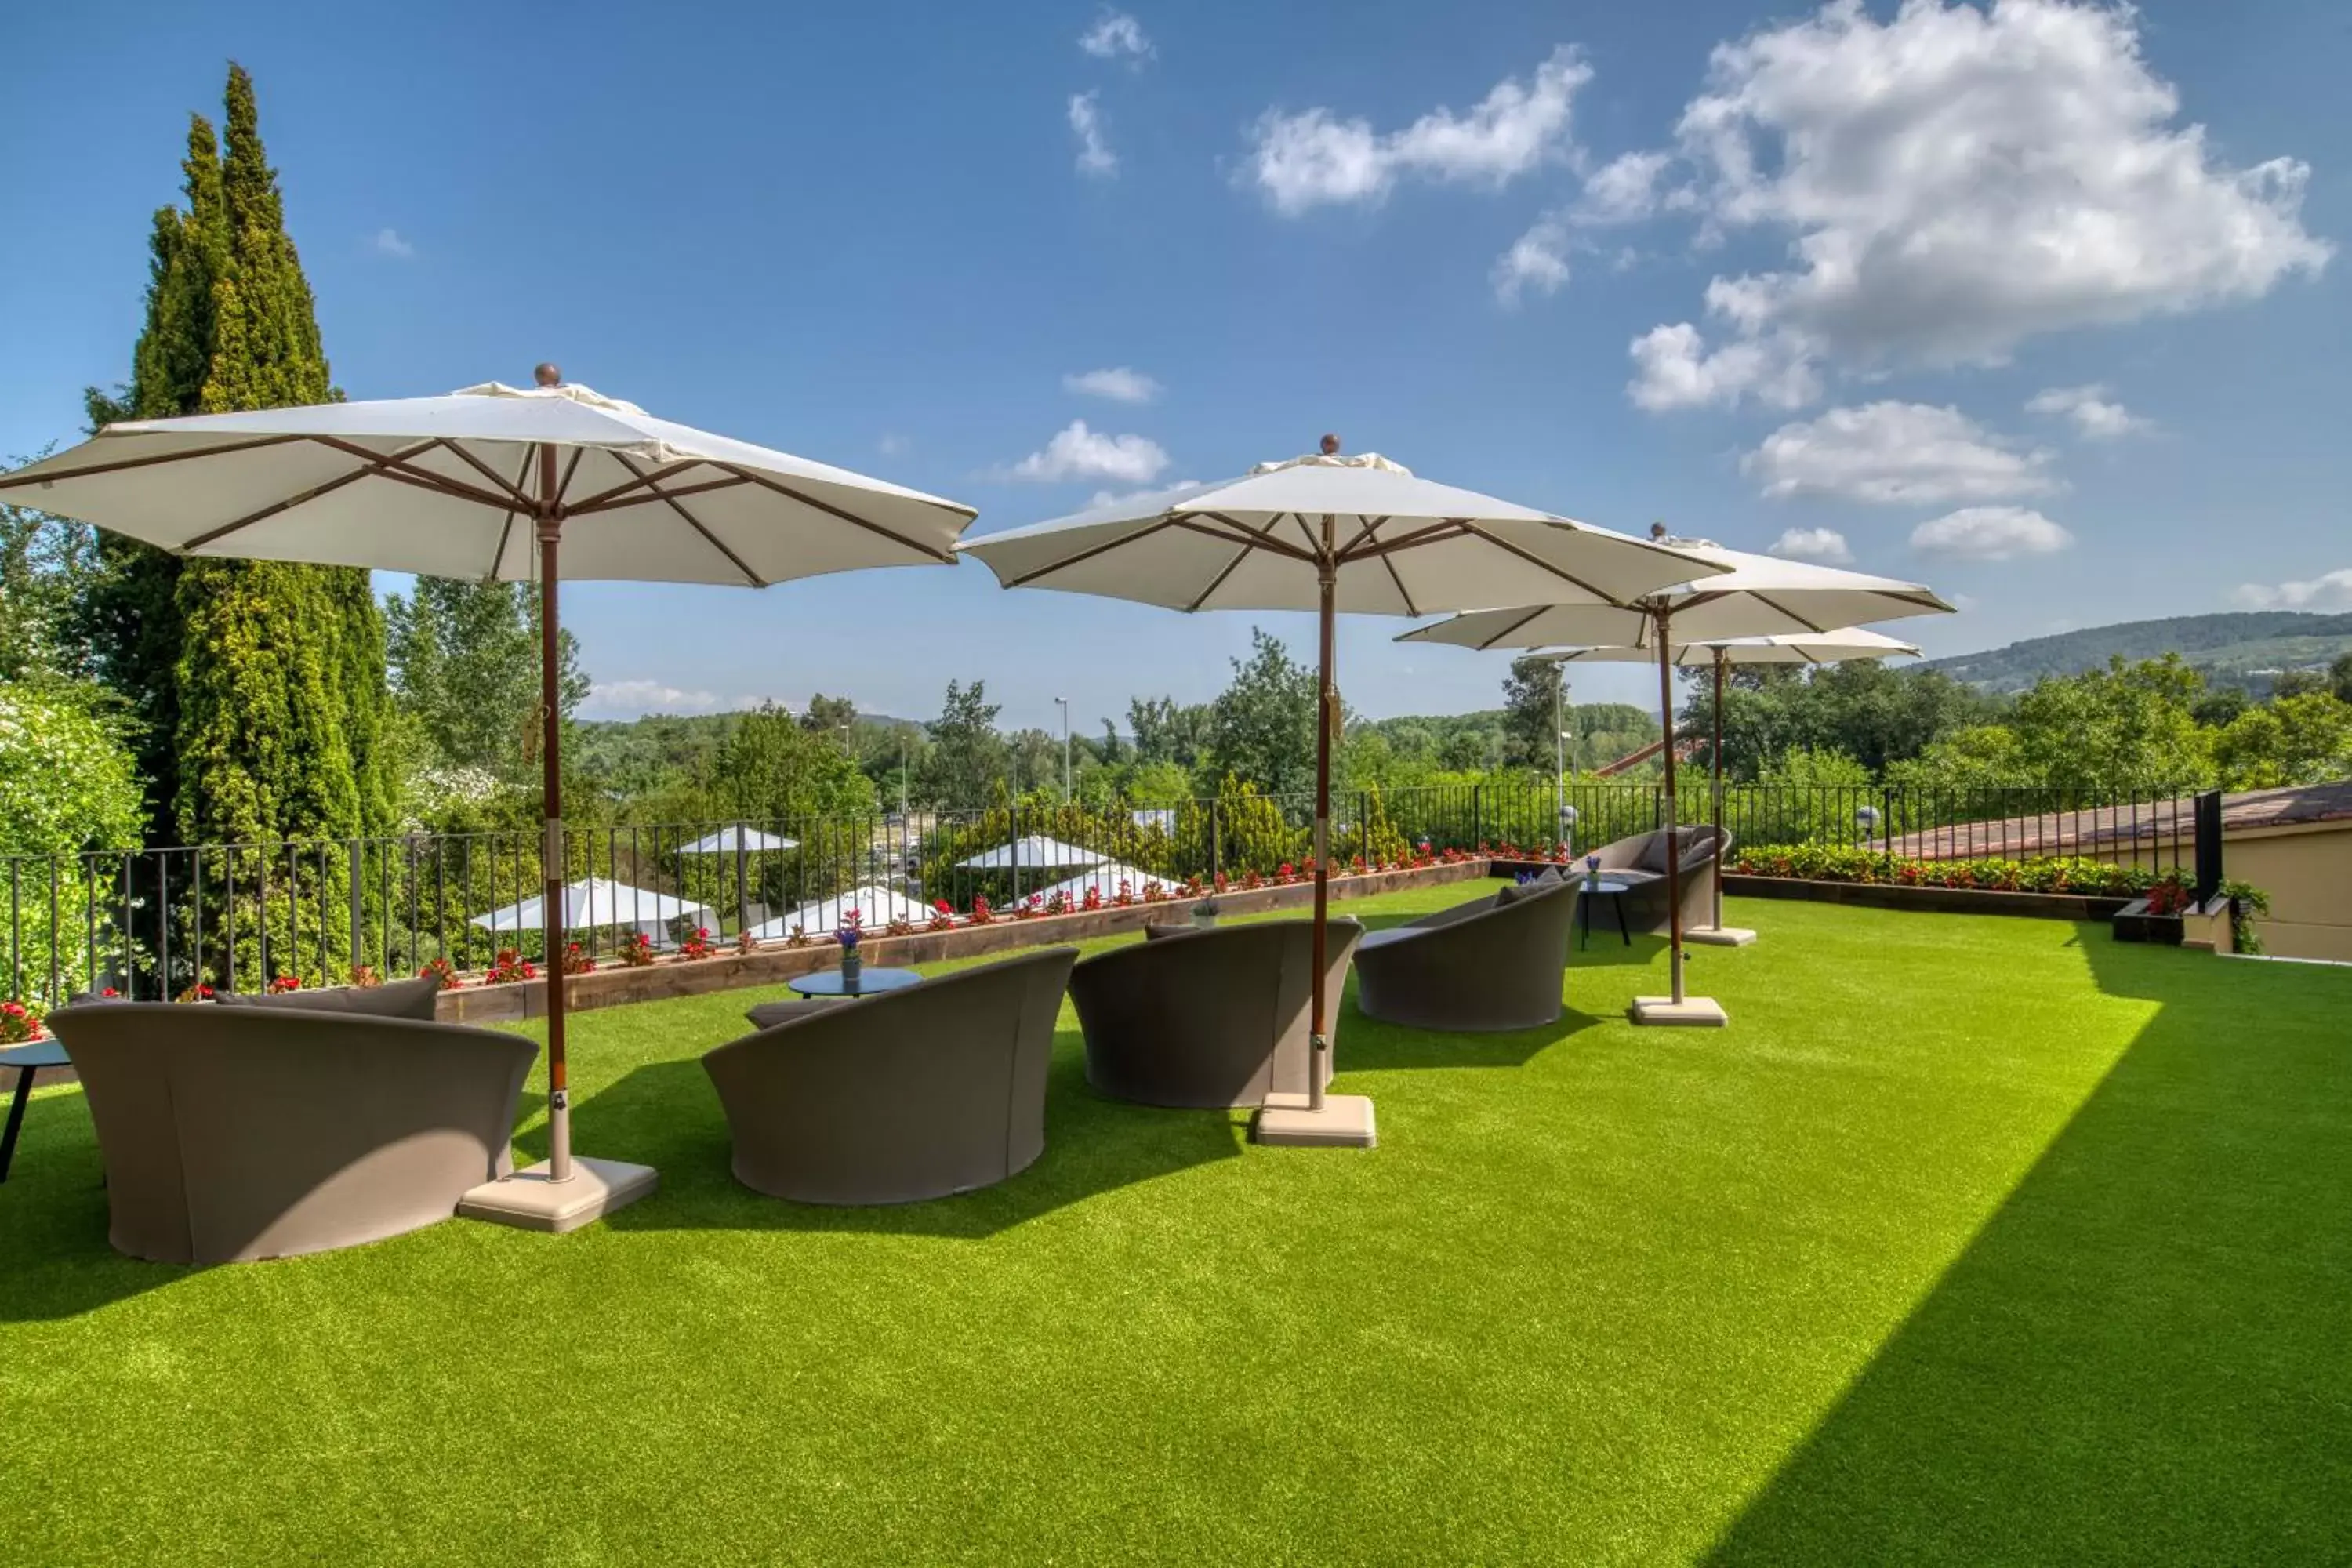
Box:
[435,858,1490,1024]
[1721,874,2130,922]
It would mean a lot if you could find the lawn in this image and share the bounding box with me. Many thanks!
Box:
[3,888,2347,1565]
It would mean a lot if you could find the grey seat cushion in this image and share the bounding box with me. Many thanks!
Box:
[745,997,853,1032]
[214,975,441,1021]
[1607,868,1664,887]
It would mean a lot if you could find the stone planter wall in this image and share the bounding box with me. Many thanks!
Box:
[435,858,1490,1024]
[1722,873,2131,923]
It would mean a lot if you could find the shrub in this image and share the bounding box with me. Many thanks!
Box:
[483,949,536,984]
[1,1000,42,1044]
[617,933,658,967]
[1728,845,2172,899]
[679,927,717,961]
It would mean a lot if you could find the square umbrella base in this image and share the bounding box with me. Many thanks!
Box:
[458,1156,659,1233]
[1251,1093,1377,1149]
[1686,926,1758,947]
[1631,995,1730,1027]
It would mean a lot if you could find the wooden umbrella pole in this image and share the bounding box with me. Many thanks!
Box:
[1657,608,1685,1004]
[1711,648,1727,932]
[537,439,572,1183]
[1308,516,1337,1114]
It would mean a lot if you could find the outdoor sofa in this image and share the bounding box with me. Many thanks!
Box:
[47,978,535,1264]
[1582,826,1733,935]
[1070,916,1365,1108]
[1352,874,1580,1032]
[703,946,1077,1205]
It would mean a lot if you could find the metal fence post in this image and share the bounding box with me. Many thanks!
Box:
[2193,789,2223,904]
[347,840,365,981]
[1472,783,1484,846]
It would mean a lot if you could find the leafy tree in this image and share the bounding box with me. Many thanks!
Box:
[1437,728,1489,772]
[2009,655,2210,797]
[0,488,98,684]
[800,693,857,735]
[713,702,876,822]
[1882,724,2032,793]
[384,578,586,789]
[2192,687,2250,729]
[1207,628,1321,798]
[2213,693,2352,789]
[1500,655,1564,768]
[2270,670,2329,700]
[2332,652,2352,706]
[921,679,1008,808]
[1127,695,1212,769]
[0,684,145,1000]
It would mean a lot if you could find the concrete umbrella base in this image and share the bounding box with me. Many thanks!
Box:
[1252,1092,1377,1149]
[1630,995,1730,1027]
[1686,926,1758,947]
[459,1156,659,1233]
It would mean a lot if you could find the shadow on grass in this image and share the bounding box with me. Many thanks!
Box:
[593,1029,1247,1240]
[1706,929,2352,1563]
[0,1090,187,1321]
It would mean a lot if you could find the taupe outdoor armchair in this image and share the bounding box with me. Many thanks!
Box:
[46,1000,535,1265]
[1352,877,1580,1032]
[1582,826,1733,935]
[702,946,1077,1205]
[1071,917,1365,1109]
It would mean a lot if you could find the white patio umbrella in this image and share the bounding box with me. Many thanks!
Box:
[1542,630,1922,944]
[0,368,975,1222]
[677,826,800,853]
[1029,862,1156,905]
[955,833,1110,899]
[746,884,942,940]
[472,877,714,947]
[960,443,1724,1144]
[1402,542,1951,1024]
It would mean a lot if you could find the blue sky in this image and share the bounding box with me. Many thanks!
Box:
[4,0,2344,732]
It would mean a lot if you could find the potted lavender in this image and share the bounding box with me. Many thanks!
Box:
[836,910,864,989]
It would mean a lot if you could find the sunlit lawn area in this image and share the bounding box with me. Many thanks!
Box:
[3,887,2347,1564]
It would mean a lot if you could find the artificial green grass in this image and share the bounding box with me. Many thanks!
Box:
[2,891,2347,1564]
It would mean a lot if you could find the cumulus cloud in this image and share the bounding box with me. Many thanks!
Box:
[1625,0,2329,410]
[1629,322,1818,412]
[1491,151,1686,303]
[2232,569,2352,612]
[1910,506,2074,562]
[370,227,416,260]
[2026,383,2152,440]
[876,433,910,456]
[1006,419,1171,484]
[1491,220,1573,304]
[1766,527,1854,565]
[1063,367,1160,404]
[1245,46,1590,213]
[582,680,720,717]
[1069,92,1117,177]
[1743,402,2060,505]
[1079,10,1152,62]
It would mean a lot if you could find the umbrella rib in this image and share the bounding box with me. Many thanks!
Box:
[0,433,309,492]
[1456,521,1621,605]
[1479,605,1551,652]
[610,452,766,587]
[1341,521,1473,560]
[299,436,519,511]
[1175,515,1316,564]
[557,447,586,506]
[487,447,534,579]
[565,459,707,515]
[1747,591,1832,634]
[713,463,960,564]
[180,438,452,550]
[1181,512,1290,613]
[568,470,749,516]
[1002,517,1181,587]
[1334,515,1388,560]
[438,441,534,507]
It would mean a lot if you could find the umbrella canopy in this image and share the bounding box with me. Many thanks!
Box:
[746,884,942,939]
[1029,862,1158,903]
[956,834,1111,870]
[1397,542,1951,651]
[1540,628,1922,666]
[677,825,800,853]
[0,370,975,1194]
[472,878,713,945]
[960,446,1722,1132]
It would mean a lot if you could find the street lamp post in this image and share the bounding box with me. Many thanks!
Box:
[1054,695,1071,801]
[1554,673,1575,848]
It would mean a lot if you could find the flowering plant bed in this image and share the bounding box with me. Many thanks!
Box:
[1730,844,2164,898]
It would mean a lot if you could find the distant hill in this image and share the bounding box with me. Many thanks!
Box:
[1923,612,2352,695]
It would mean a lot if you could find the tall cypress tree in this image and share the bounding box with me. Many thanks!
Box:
[74,64,391,846]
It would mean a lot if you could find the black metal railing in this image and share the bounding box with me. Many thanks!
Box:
[2,781,2203,1007]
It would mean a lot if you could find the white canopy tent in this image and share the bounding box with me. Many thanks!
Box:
[960,445,1722,1144]
[677,825,800,853]
[472,878,714,947]
[955,835,1112,869]
[746,884,944,939]
[0,370,975,1215]
[1030,862,1158,905]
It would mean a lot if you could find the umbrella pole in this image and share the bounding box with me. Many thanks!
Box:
[537,445,572,1183]
[1632,608,1726,1026]
[1711,649,1726,931]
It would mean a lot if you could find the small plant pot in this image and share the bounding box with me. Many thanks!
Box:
[2112,897,2186,946]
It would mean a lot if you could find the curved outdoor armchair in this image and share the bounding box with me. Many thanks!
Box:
[702,946,1077,1205]
[1352,878,1580,1032]
[1072,917,1364,1109]
[46,1001,535,1265]
[1584,826,1733,934]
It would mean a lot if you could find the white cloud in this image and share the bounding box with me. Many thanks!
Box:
[1492,151,1683,302]
[2232,569,2352,612]
[1006,419,1170,484]
[876,433,911,456]
[1910,506,2074,563]
[1079,10,1152,62]
[582,680,720,717]
[1069,91,1116,177]
[1577,150,1675,226]
[1743,402,2060,505]
[1063,367,1160,404]
[2026,383,2151,440]
[1624,0,2329,409]
[1628,321,1817,412]
[369,227,415,260]
[1246,46,1590,213]
[1492,220,1573,304]
[1766,527,1854,565]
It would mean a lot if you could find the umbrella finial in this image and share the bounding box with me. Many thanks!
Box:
[1319,433,1341,456]
[1650,521,1669,541]
[534,362,562,387]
